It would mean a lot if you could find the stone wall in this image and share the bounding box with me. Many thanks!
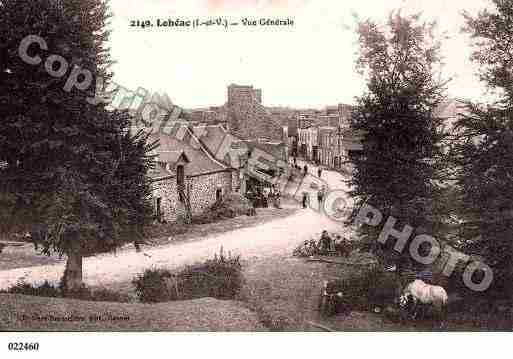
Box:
[187,171,232,214]
[152,170,233,223]
[152,180,187,223]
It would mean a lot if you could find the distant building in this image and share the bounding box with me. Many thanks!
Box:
[227,84,262,105]
[189,106,228,127]
[226,84,283,141]
[318,126,337,168]
[298,126,319,162]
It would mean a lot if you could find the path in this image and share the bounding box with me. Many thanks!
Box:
[0,208,351,290]
[0,165,354,290]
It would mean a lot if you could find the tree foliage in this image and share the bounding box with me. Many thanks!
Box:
[0,0,156,291]
[452,0,513,294]
[348,12,449,262]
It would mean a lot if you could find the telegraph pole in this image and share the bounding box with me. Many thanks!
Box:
[337,123,342,169]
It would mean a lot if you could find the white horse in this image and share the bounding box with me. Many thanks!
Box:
[399,279,448,319]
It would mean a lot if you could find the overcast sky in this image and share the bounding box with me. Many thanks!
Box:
[108,0,490,109]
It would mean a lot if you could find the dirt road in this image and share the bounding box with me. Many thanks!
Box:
[0,164,353,290]
[0,208,351,290]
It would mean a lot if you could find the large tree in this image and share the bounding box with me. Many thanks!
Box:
[452,0,513,295]
[0,0,155,293]
[347,12,449,267]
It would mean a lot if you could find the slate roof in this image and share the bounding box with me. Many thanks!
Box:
[192,124,289,169]
[149,165,175,180]
[192,124,249,168]
[158,150,189,164]
[193,125,228,159]
[238,140,288,163]
[149,126,228,178]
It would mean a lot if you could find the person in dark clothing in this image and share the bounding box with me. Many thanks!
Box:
[302,192,308,209]
[293,156,297,165]
[303,164,308,176]
[318,168,322,178]
[317,189,324,207]
[273,189,281,208]
[319,230,332,254]
[246,189,255,207]
[334,235,350,257]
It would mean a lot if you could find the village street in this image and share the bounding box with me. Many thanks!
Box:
[0,163,354,290]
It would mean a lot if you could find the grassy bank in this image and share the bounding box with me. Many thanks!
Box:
[0,293,265,331]
[241,255,512,331]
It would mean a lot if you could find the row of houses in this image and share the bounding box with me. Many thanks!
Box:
[296,125,364,169]
[148,123,288,223]
[293,99,464,169]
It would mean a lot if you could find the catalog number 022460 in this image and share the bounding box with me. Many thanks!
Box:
[8,342,40,351]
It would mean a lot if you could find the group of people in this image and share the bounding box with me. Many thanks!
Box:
[301,186,327,209]
[291,157,323,178]
[265,186,281,209]
[318,230,351,256]
[291,163,308,176]
[247,185,281,209]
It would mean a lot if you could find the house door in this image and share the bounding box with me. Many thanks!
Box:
[156,198,162,221]
[177,165,185,202]
[312,146,319,164]
[300,144,307,157]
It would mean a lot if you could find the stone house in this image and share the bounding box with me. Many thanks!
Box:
[149,126,237,223]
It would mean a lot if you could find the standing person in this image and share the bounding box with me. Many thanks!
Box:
[318,230,332,254]
[318,167,322,178]
[303,164,308,176]
[302,192,308,209]
[317,189,324,208]
[263,187,270,208]
[246,188,254,206]
[293,156,297,165]
[275,189,281,208]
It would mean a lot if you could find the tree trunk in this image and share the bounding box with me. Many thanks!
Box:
[62,250,83,294]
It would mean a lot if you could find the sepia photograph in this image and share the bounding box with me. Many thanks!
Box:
[0,0,512,355]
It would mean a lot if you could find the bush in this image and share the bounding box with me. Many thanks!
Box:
[179,248,243,300]
[292,239,319,257]
[292,235,364,258]
[133,247,243,303]
[192,194,254,225]
[325,266,399,311]
[5,280,60,298]
[132,268,174,303]
[3,280,129,302]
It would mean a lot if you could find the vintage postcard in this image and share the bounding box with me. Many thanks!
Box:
[0,0,511,355]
